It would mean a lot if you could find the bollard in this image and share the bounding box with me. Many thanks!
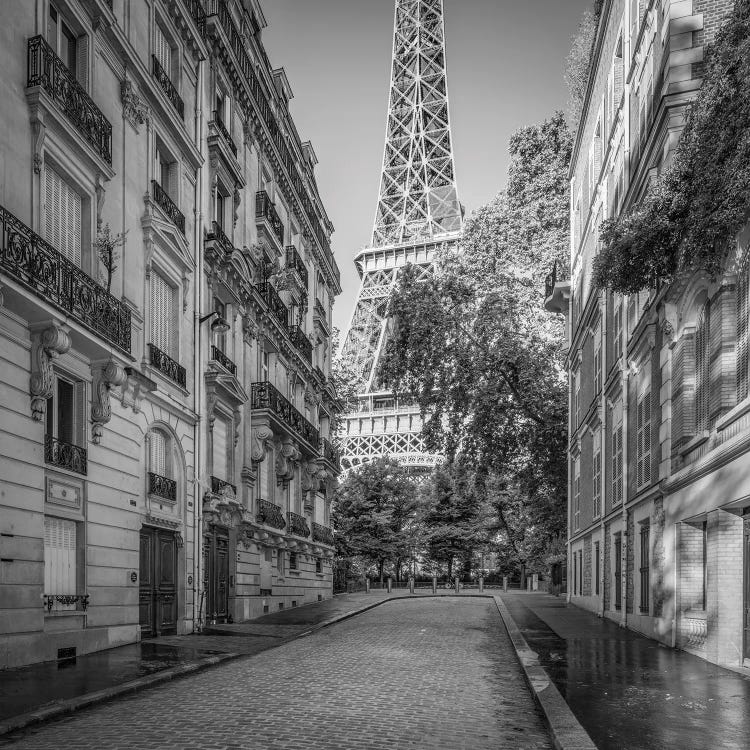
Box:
[365,578,370,594]
[409,576,414,594]
[503,576,508,592]
[387,576,392,594]
[478,576,484,593]
[432,576,437,594]
[454,576,460,595]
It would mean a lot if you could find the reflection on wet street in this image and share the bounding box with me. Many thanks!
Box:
[503,593,750,750]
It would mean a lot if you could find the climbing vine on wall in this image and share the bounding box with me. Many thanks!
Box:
[593,0,750,293]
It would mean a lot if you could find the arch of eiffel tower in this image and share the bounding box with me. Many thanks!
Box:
[340,0,462,475]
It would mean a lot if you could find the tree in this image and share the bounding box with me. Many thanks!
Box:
[332,457,418,583]
[381,113,572,575]
[564,2,603,131]
[95,224,127,295]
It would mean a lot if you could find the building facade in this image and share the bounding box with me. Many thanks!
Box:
[0,0,340,669]
[548,0,747,668]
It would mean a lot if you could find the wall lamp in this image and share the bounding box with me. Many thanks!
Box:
[199,310,230,334]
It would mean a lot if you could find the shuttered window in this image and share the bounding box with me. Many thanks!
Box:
[150,430,167,477]
[612,422,623,505]
[695,303,710,432]
[45,166,82,266]
[44,517,77,601]
[593,447,602,519]
[150,270,177,357]
[738,265,749,402]
[213,417,228,481]
[573,459,581,531]
[636,390,652,489]
[154,22,172,80]
[594,322,602,394]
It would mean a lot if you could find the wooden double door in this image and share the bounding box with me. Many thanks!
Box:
[139,527,178,637]
[203,526,230,624]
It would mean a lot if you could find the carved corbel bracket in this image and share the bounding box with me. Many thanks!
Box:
[121,366,157,413]
[206,387,218,430]
[91,360,127,444]
[233,407,242,447]
[242,312,260,344]
[121,75,150,132]
[251,425,274,465]
[30,324,71,421]
[32,119,46,175]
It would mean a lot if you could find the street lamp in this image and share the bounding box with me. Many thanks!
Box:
[199,310,230,334]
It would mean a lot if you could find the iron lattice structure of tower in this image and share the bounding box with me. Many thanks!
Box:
[340,0,462,474]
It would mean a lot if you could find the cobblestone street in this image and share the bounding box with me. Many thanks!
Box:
[0,597,551,750]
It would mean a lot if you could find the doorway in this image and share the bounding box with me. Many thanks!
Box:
[139,527,178,637]
[203,526,229,623]
[744,515,750,662]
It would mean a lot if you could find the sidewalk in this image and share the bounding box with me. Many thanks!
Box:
[500,591,750,750]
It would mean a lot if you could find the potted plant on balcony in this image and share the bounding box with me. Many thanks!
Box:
[95,223,128,294]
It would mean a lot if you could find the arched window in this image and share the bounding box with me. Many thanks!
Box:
[737,259,750,402]
[695,302,710,432]
[148,428,176,502]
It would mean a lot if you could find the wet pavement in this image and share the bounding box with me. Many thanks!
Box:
[502,592,750,750]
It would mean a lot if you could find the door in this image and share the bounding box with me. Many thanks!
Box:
[259,546,273,593]
[203,526,229,623]
[139,527,178,637]
[744,516,750,662]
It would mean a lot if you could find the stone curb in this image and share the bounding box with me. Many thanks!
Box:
[492,595,598,750]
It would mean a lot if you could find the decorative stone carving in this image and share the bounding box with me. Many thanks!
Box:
[206,388,218,430]
[32,120,46,175]
[233,408,242,446]
[242,313,260,344]
[241,465,256,487]
[251,425,274,465]
[121,366,157,413]
[91,360,127,444]
[30,325,71,421]
[274,438,300,487]
[202,491,243,528]
[238,525,254,550]
[121,76,150,131]
[233,187,241,227]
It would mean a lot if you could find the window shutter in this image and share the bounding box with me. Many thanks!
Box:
[614,54,624,104]
[213,417,228,481]
[150,271,176,357]
[168,162,179,203]
[44,166,81,266]
[696,304,709,431]
[74,381,86,448]
[155,23,171,79]
[642,391,651,485]
[616,425,623,503]
[44,517,77,601]
[150,430,167,477]
[76,34,88,90]
[738,267,749,402]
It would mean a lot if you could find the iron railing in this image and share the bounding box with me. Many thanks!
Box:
[148,343,187,388]
[288,325,312,363]
[314,299,328,325]
[256,282,288,328]
[148,471,177,501]
[211,344,236,375]
[544,260,558,301]
[206,220,234,254]
[255,190,284,246]
[287,511,311,538]
[151,55,184,118]
[204,0,339,286]
[320,438,341,472]
[285,246,308,289]
[181,0,207,38]
[312,522,334,546]
[314,366,326,383]
[45,435,87,475]
[211,475,237,495]
[151,180,185,234]
[211,109,237,155]
[44,593,89,612]
[27,35,112,164]
[250,381,319,447]
[0,205,132,352]
[257,498,285,529]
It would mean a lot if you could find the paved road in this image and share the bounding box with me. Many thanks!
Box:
[1,597,551,750]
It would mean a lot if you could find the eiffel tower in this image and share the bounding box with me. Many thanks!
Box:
[340,0,462,473]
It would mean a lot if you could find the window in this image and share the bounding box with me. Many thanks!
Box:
[215,88,231,129]
[46,375,85,449]
[154,22,173,80]
[213,415,229,482]
[45,165,82,266]
[613,296,623,361]
[573,552,578,595]
[213,298,227,352]
[737,262,750,402]
[214,191,226,230]
[613,34,624,106]
[595,541,600,596]
[47,4,85,82]
[701,521,707,611]
[593,446,602,519]
[579,550,583,596]
[316,557,322,574]
[614,533,622,610]
[149,269,177,358]
[611,419,624,505]
[695,302,710,432]
[155,143,178,201]
[150,429,167,476]
[44,516,77,607]
[636,389,652,489]
[289,551,297,570]
[594,323,602,394]
[573,369,581,429]
[639,523,650,613]
[277,550,285,577]
[573,458,581,532]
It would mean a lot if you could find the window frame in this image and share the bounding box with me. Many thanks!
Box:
[149,265,179,360]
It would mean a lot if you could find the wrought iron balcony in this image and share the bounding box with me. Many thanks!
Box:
[211,345,236,375]
[210,109,237,155]
[285,246,308,289]
[543,259,570,315]
[251,381,320,448]
[0,205,132,353]
[312,522,334,547]
[288,325,312,363]
[256,282,289,329]
[148,471,177,501]
[45,435,87,475]
[320,437,341,472]
[27,36,112,165]
[287,511,311,538]
[206,220,234,255]
[255,191,284,247]
[151,55,184,118]
[211,475,237,496]
[151,180,185,234]
[182,0,207,38]
[314,365,327,383]
[257,498,285,529]
[148,343,187,388]
[44,593,89,613]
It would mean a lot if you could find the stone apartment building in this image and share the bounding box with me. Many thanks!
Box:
[546,0,749,669]
[0,0,340,669]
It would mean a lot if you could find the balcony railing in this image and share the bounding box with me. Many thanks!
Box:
[148,343,187,388]
[320,438,341,472]
[285,246,308,289]
[314,299,328,326]
[45,435,87,475]
[181,0,207,38]
[287,511,311,538]
[44,594,89,613]
[211,475,237,496]
[288,325,312,363]
[148,471,177,501]
[544,260,558,301]
[206,220,234,255]
[314,366,326,383]
[151,180,185,234]
[211,345,236,375]
[210,109,237,155]
[151,55,184,118]
[256,282,289,328]
[257,498,285,529]
[255,191,284,246]
[251,381,319,447]
[312,522,334,547]
[0,205,132,353]
[27,35,112,165]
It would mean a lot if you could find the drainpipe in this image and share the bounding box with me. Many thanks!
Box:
[621,338,630,629]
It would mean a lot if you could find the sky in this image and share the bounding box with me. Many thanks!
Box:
[261,0,592,332]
